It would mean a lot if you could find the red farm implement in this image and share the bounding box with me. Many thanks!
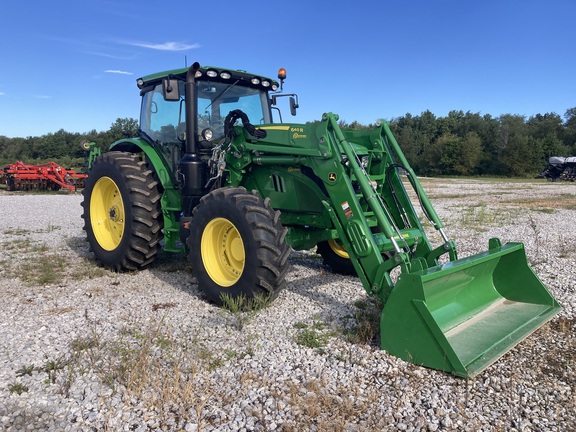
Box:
[1,161,87,192]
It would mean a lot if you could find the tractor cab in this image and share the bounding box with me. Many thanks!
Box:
[137,66,287,149]
[136,66,297,193]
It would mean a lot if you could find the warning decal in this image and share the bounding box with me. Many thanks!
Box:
[342,201,353,219]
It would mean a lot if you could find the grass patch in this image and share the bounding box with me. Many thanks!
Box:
[55,317,216,427]
[500,194,576,210]
[456,203,519,231]
[3,228,31,236]
[1,235,110,285]
[19,253,66,286]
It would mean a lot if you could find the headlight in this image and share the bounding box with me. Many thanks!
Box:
[251,77,260,85]
[261,80,270,88]
[201,128,213,141]
[220,71,231,79]
[206,70,218,78]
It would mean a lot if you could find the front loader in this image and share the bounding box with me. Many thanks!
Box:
[82,62,561,377]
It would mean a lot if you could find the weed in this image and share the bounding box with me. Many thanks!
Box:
[312,321,327,330]
[220,293,272,331]
[155,334,173,350]
[295,328,327,349]
[70,335,100,352]
[526,213,545,265]
[43,358,67,384]
[224,348,240,360]
[15,364,35,377]
[342,297,382,345]
[8,382,29,395]
[293,322,308,329]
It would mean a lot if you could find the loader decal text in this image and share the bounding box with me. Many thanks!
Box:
[291,127,307,139]
[342,201,353,219]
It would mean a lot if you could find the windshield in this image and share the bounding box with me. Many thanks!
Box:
[139,79,271,148]
[197,81,271,141]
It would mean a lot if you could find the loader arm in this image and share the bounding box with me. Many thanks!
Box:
[299,113,457,302]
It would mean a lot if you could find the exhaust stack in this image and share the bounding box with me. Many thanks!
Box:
[179,62,206,212]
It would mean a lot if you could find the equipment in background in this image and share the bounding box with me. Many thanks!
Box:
[1,161,87,191]
[537,156,576,181]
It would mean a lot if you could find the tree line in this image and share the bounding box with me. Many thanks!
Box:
[1,110,575,177]
[344,108,576,177]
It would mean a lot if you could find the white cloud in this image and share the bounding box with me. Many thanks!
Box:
[105,70,133,75]
[0,92,4,96]
[87,51,137,60]
[127,41,200,51]
[33,95,51,99]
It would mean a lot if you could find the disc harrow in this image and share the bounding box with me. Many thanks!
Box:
[1,161,87,192]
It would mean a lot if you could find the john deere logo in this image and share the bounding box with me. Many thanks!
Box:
[328,172,337,182]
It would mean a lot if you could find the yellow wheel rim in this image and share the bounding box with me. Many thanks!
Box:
[201,217,245,287]
[328,239,349,259]
[90,177,125,251]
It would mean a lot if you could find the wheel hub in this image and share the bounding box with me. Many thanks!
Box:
[90,177,125,251]
[201,217,245,287]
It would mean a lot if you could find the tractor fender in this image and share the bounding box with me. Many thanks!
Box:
[109,137,183,252]
[110,138,176,189]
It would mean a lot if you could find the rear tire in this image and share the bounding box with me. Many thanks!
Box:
[188,187,291,305]
[81,151,163,271]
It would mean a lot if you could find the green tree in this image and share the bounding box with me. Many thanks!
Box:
[564,107,576,152]
[107,118,139,142]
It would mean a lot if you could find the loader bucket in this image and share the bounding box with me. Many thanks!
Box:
[380,241,561,377]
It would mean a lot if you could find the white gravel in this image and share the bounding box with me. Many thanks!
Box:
[0,179,574,431]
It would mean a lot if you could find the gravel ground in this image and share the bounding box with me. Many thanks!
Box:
[0,179,574,431]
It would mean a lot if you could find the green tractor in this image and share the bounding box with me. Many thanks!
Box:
[82,62,561,377]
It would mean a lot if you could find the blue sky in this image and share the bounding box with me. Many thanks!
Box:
[0,0,574,138]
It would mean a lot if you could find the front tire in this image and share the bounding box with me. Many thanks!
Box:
[317,239,357,276]
[81,151,163,271]
[188,187,291,305]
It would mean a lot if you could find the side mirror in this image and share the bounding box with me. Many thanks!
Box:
[162,79,180,101]
[290,96,299,116]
